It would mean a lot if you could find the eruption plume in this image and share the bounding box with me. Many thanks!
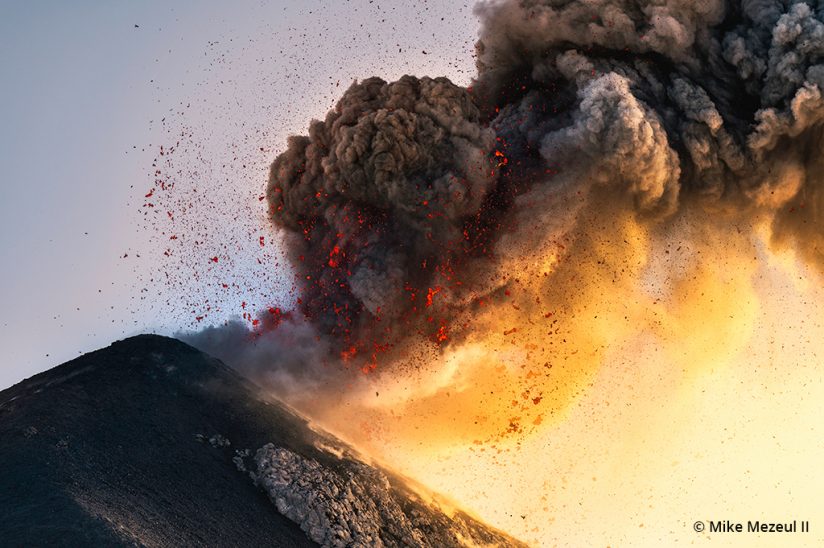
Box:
[256,0,823,360]
[267,76,498,347]
[474,0,822,259]
[185,2,824,543]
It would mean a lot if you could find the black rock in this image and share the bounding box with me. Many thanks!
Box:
[0,335,523,547]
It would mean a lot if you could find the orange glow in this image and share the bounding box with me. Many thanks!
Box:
[278,196,824,546]
[340,345,357,362]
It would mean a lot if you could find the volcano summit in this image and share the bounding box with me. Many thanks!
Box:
[0,335,523,547]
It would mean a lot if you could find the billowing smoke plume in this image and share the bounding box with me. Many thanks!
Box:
[261,0,822,359]
[473,0,823,248]
[179,5,824,539]
[267,76,499,351]
[187,0,823,407]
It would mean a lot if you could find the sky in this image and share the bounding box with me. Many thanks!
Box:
[0,0,480,390]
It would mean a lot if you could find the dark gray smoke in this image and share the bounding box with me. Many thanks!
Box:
[183,313,339,397]
[189,1,823,382]
[264,0,823,356]
[473,0,823,254]
[267,75,499,350]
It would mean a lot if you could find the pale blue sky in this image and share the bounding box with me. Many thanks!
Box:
[0,0,479,389]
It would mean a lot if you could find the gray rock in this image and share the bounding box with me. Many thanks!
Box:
[253,444,523,548]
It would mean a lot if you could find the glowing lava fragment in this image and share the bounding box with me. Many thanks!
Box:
[425,286,442,307]
[328,245,342,268]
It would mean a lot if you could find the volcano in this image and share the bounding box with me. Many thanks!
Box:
[0,335,523,547]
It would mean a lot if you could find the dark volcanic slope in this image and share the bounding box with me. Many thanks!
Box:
[0,335,522,548]
[0,335,315,547]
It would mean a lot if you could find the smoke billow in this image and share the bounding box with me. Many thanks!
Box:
[179,5,824,543]
[187,0,823,420]
[261,0,821,352]
[267,76,498,348]
[473,0,823,254]
[183,312,338,396]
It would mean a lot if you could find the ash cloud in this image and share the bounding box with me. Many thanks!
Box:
[192,0,823,392]
[474,0,823,257]
[182,312,341,398]
[267,75,498,347]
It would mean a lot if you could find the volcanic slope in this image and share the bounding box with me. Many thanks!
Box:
[0,335,523,547]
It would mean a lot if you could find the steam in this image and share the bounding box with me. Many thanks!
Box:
[185,0,823,426]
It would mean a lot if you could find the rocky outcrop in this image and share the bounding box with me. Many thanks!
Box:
[253,444,523,548]
[0,335,524,547]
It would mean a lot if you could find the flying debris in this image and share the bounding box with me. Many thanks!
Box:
[265,0,824,360]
